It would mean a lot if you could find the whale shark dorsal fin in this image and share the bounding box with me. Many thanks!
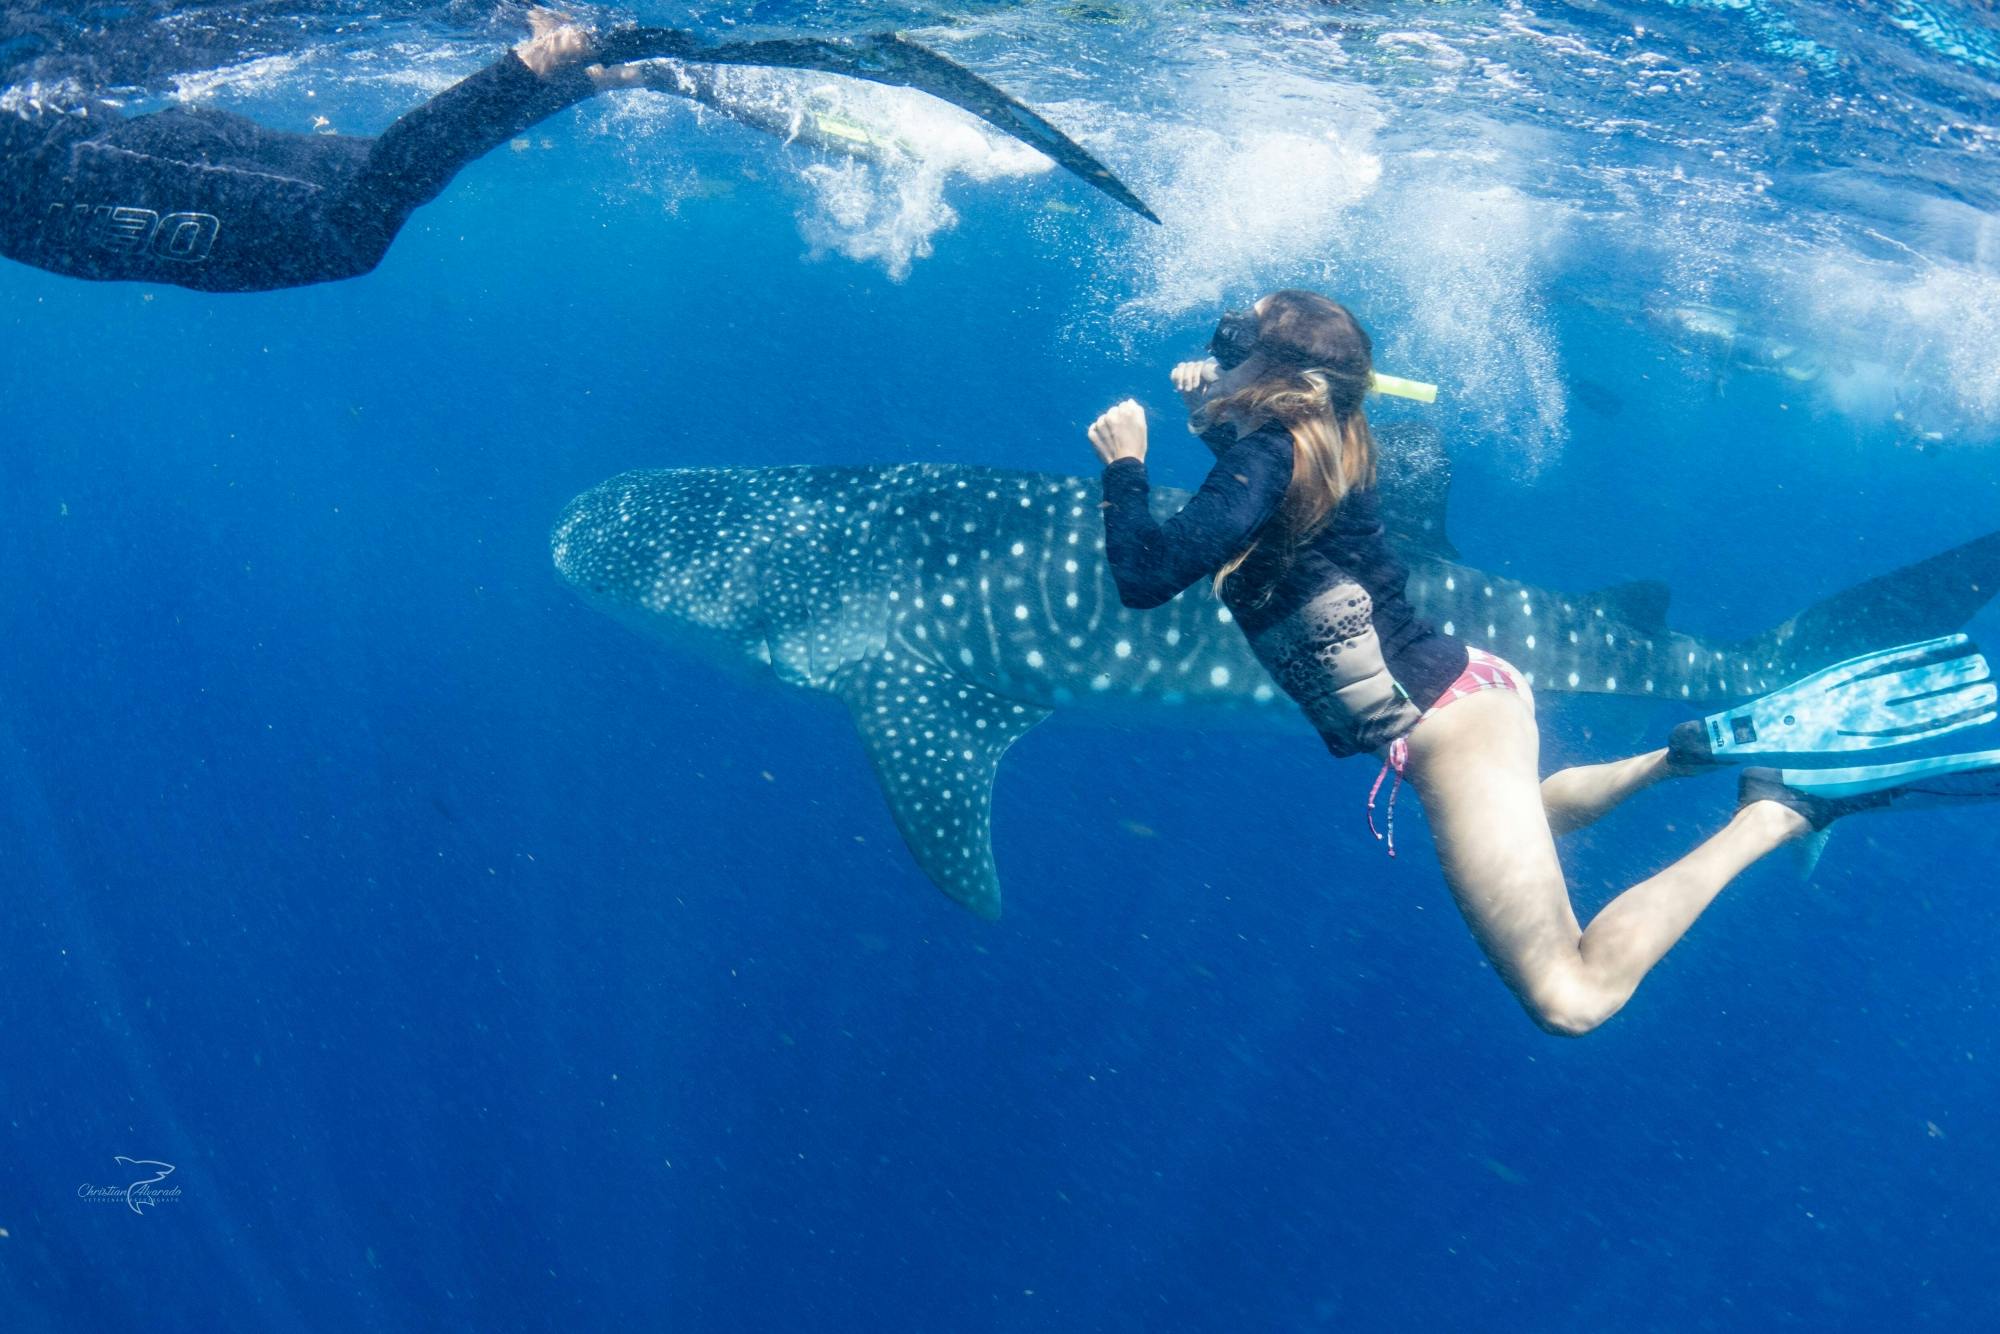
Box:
[1592,579,1672,631]
[833,651,1050,919]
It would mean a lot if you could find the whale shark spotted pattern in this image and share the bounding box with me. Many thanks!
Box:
[552,451,2000,917]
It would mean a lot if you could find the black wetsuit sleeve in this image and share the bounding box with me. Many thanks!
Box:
[334,53,595,235]
[1098,432,1295,609]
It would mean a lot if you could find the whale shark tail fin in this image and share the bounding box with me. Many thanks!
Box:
[1733,526,2000,683]
[833,654,1050,919]
[594,28,1159,223]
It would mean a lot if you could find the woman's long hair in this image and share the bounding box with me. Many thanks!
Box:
[1197,290,1378,593]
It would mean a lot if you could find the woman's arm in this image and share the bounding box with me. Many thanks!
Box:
[1097,428,1294,609]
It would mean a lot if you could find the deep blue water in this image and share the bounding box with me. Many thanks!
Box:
[4,3,2000,1330]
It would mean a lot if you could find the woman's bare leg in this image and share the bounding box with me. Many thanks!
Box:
[1541,748,1680,837]
[1404,689,1806,1036]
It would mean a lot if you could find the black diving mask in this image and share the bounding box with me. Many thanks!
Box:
[1208,308,1260,370]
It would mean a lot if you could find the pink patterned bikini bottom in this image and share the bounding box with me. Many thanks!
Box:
[1368,647,1535,857]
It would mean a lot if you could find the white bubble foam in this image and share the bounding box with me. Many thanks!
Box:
[1796,252,2000,438]
[0,79,95,117]
[590,65,1052,279]
[1113,120,1384,321]
[1368,174,1570,469]
[1079,64,1570,472]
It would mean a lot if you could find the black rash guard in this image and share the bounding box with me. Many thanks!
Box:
[0,53,593,292]
[1100,424,1469,756]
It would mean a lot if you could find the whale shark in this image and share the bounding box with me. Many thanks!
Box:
[552,444,2000,917]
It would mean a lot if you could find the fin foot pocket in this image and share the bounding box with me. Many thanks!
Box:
[1740,748,2000,834]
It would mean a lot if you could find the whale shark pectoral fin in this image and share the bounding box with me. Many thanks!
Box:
[833,657,1050,919]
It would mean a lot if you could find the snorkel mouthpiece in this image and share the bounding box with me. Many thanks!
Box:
[1369,372,1438,403]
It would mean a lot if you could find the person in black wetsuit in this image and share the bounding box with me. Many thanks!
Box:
[1085,289,1814,1037]
[0,8,1155,294]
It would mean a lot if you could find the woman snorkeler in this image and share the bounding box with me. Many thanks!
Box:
[1085,289,1999,1036]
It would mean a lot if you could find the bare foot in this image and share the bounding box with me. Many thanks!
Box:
[1737,792,1813,843]
[515,7,594,79]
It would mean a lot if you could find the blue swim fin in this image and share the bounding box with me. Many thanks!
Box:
[1673,634,1996,766]
[1740,749,2000,838]
[1780,747,2000,806]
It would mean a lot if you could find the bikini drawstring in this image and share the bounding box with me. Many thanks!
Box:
[1366,736,1409,858]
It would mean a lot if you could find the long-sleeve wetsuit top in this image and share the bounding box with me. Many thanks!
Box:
[0,53,594,292]
[1100,424,1469,754]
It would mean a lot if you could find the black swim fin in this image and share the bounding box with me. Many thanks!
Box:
[593,27,1159,224]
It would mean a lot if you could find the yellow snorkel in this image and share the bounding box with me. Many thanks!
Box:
[1369,372,1438,404]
